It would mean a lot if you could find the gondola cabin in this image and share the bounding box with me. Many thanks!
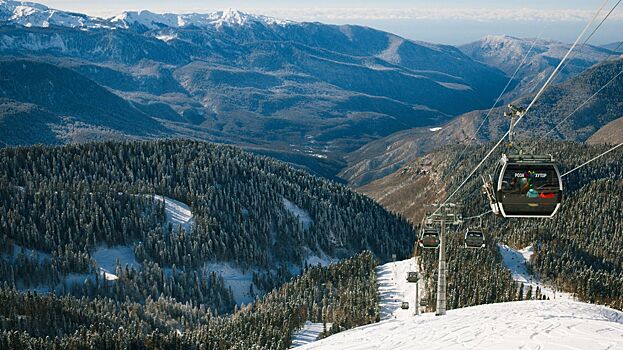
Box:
[401,302,409,310]
[493,154,563,218]
[419,228,440,249]
[464,230,485,249]
[406,272,419,283]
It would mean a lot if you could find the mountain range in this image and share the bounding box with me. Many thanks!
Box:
[0,0,513,180]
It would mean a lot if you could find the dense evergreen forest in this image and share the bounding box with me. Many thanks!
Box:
[0,252,379,349]
[0,140,413,313]
[415,140,623,310]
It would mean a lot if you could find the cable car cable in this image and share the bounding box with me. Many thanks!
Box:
[561,142,623,177]
[426,0,609,219]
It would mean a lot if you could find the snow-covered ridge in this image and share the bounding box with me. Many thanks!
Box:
[111,8,292,30]
[0,0,112,28]
[0,1,292,30]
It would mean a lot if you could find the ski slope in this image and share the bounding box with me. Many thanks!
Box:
[298,257,618,349]
[299,300,623,350]
[498,243,573,300]
[376,258,421,320]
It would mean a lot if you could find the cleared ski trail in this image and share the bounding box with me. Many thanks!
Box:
[498,243,573,300]
[376,258,421,320]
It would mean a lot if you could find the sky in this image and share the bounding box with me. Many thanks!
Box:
[37,0,623,45]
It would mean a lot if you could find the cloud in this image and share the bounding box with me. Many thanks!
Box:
[256,7,623,23]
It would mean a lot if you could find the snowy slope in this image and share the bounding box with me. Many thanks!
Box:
[91,245,140,281]
[291,321,332,348]
[376,258,422,320]
[498,243,573,300]
[283,198,313,230]
[152,195,194,233]
[300,300,623,350]
[2,243,50,263]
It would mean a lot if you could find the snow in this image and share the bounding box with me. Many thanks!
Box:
[152,195,194,234]
[377,258,422,320]
[283,198,313,230]
[204,262,256,305]
[0,2,291,30]
[0,1,113,29]
[110,9,291,30]
[64,273,94,286]
[291,321,331,348]
[305,253,338,268]
[155,34,177,42]
[310,153,328,159]
[91,245,140,281]
[299,300,623,350]
[498,243,573,300]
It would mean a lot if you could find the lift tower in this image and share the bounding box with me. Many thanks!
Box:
[426,204,463,316]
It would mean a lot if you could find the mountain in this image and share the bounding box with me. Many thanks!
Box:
[0,0,112,28]
[299,300,623,349]
[0,59,168,144]
[588,116,623,144]
[342,58,623,186]
[110,8,292,30]
[460,35,615,100]
[602,41,622,52]
[298,253,622,349]
[0,1,510,179]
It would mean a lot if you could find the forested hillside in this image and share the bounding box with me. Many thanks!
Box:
[362,141,623,310]
[0,252,379,349]
[0,140,413,314]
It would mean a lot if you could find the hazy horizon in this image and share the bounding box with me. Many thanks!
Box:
[16,0,623,45]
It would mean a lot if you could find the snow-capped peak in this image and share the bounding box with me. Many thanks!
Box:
[0,1,293,31]
[0,0,112,29]
[110,8,292,30]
